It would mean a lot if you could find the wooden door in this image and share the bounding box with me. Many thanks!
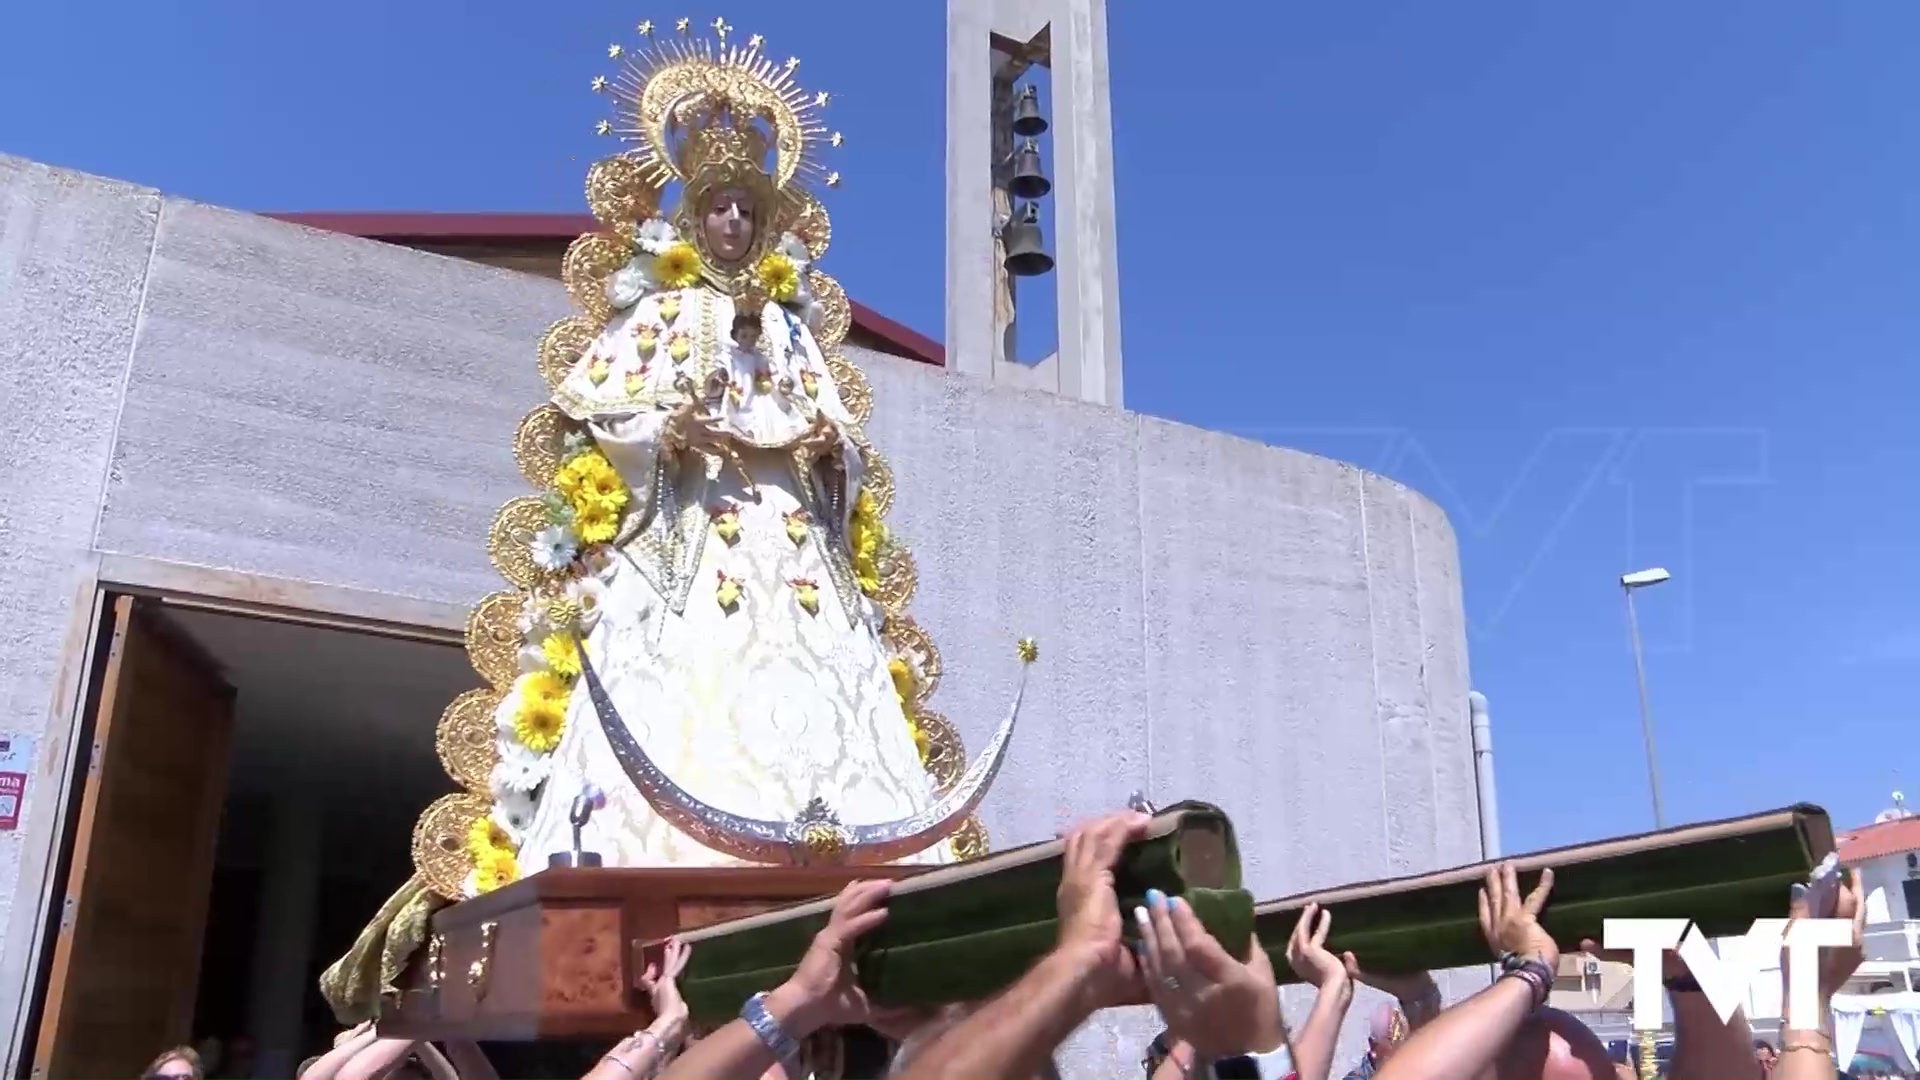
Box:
[32,596,235,1079]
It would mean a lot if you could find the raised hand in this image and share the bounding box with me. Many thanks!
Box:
[640,937,692,1027]
[1055,811,1153,1006]
[1137,889,1287,1062]
[1786,866,1867,1002]
[784,878,892,1031]
[1477,863,1558,970]
[1284,903,1350,992]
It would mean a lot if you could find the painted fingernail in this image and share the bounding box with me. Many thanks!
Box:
[1146,888,1166,909]
[1134,906,1151,927]
[1790,884,1808,901]
[1169,896,1183,912]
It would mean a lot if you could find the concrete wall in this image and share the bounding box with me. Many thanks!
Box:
[0,155,1481,1077]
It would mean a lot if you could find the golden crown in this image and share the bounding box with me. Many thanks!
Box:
[593,17,842,196]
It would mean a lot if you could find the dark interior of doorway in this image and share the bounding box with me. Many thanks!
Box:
[166,605,470,1077]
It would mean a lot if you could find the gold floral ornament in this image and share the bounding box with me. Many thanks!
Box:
[564,231,633,324]
[950,816,991,861]
[808,269,850,347]
[513,404,574,488]
[488,495,555,589]
[883,614,941,702]
[825,351,870,424]
[862,448,895,518]
[917,709,963,789]
[412,792,493,900]
[875,540,918,613]
[436,687,504,792]
[465,591,525,688]
[539,315,600,391]
[784,187,832,261]
[585,154,663,227]
[710,506,741,544]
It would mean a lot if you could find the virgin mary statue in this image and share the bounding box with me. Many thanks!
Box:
[405,21,1032,901]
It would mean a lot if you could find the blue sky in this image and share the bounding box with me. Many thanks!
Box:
[6,2,1914,856]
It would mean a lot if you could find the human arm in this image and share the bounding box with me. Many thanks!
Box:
[585,938,692,1079]
[1375,864,1558,1080]
[897,811,1152,1079]
[298,1024,379,1079]
[1339,962,1443,1035]
[657,880,891,1080]
[1285,904,1356,1080]
[334,1038,426,1080]
[1576,922,1767,1079]
[1771,869,1867,1080]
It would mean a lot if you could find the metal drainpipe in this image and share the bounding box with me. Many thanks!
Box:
[1469,691,1502,860]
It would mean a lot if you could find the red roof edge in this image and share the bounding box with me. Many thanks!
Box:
[262,212,945,367]
[1835,816,1920,864]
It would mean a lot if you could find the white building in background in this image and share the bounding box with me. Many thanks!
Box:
[1563,793,1920,1049]
[1835,792,1920,996]
[1725,793,1920,1028]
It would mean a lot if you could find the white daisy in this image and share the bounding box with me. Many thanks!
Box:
[530,525,578,572]
[567,576,610,635]
[636,217,679,255]
[491,752,550,797]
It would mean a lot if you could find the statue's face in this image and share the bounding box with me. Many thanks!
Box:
[702,187,756,263]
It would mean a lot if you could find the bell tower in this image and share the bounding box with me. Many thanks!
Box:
[945,0,1124,408]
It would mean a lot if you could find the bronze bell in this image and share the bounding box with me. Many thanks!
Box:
[1011,84,1048,137]
[1002,202,1053,277]
[1008,138,1050,201]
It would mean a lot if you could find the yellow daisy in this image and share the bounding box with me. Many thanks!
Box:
[466,816,513,863]
[579,462,628,509]
[513,696,567,754]
[541,633,582,678]
[555,455,585,498]
[656,243,702,290]
[474,850,520,894]
[888,657,915,706]
[756,253,800,302]
[521,670,572,711]
[575,498,620,544]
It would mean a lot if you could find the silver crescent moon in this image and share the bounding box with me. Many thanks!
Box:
[575,640,1029,865]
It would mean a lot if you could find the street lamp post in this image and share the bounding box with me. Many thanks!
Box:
[1621,567,1671,830]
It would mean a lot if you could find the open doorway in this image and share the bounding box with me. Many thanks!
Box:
[27,594,474,1079]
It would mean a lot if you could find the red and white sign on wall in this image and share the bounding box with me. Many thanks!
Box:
[0,735,36,832]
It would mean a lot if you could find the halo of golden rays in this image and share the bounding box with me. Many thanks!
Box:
[591,17,841,195]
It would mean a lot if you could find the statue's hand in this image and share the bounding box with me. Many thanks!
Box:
[664,400,728,453]
[796,412,841,457]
